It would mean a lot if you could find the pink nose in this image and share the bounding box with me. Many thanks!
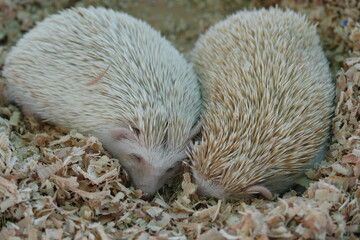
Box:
[141,193,154,201]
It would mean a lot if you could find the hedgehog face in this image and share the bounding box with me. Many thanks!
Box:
[192,170,273,200]
[192,171,225,199]
[97,127,192,200]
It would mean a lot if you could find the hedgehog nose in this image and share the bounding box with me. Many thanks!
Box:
[141,193,154,201]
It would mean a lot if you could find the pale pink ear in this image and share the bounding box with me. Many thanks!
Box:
[111,128,138,142]
[188,121,202,140]
[246,185,272,200]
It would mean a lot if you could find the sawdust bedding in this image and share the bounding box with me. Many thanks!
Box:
[0,0,359,239]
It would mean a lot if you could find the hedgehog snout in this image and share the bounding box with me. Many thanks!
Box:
[245,185,273,200]
[141,192,154,201]
[131,178,160,200]
[129,163,176,200]
[133,176,166,200]
[192,171,225,199]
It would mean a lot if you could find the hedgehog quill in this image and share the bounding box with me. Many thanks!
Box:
[3,7,202,200]
[189,8,335,200]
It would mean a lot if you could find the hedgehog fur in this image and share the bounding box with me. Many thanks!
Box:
[188,8,335,200]
[4,7,201,199]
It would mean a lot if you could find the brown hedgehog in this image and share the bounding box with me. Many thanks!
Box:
[189,8,334,200]
[4,7,202,200]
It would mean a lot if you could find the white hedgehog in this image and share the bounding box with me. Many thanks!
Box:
[4,7,201,199]
[189,8,334,200]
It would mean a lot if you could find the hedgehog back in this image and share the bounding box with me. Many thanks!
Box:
[190,8,334,196]
[4,7,201,152]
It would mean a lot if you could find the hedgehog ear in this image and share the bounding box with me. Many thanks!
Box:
[111,128,138,142]
[188,121,202,141]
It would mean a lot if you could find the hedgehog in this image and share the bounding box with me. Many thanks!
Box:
[3,7,202,200]
[188,8,334,200]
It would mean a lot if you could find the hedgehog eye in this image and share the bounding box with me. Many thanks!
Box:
[131,127,141,137]
[129,154,143,163]
[166,167,175,173]
[162,131,168,148]
[188,121,202,140]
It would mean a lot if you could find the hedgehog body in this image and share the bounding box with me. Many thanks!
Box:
[4,7,202,198]
[189,8,334,199]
